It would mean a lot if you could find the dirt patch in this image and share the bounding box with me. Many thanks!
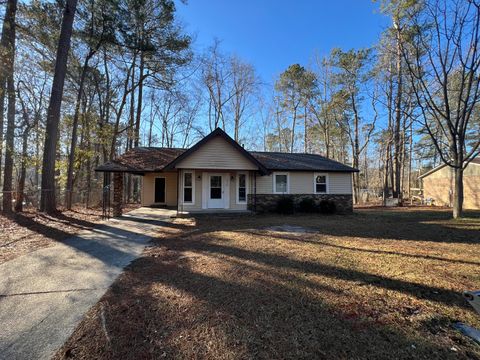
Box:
[55,208,480,359]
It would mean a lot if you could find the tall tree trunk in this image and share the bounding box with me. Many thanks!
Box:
[65,54,92,209]
[234,114,239,142]
[453,166,463,219]
[290,106,297,153]
[15,127,30,212]
[1,0,18,213]
[148,92,154,146]
[34,114,40,205]
[127,52,136,151]
[304,105,308,153]
[3,74,16,213]
[109,63,133,160]
[103,49,111,160]
[134,51,144,147]
[40,0,78,213]
[0,82,4,196]
[383,146,390,205]
[0,9,10,191]
[126,53,137,203]
[393,21,403,201]
[352,94,360,205]
[133,52,144,202]
[408,123,413,200]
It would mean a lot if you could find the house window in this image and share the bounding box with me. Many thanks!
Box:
[315,174,328,194]
[210,175,222,199]
[183,171,194,203]
[237,173,247,204]
[274,172,289,194]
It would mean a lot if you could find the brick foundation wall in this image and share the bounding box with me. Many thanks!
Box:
[248,194,353,214]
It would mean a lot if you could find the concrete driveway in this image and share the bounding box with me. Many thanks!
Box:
[0,207,177,360]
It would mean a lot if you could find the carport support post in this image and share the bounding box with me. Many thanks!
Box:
[113,172,123,217]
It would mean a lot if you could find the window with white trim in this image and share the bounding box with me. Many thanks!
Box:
[237,172,247,203]
[274,172,289,194]
[314,174,328,194]
[183,171,194,203]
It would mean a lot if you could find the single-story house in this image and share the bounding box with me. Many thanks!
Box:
[419,158,480,209]
[96,128,357,215]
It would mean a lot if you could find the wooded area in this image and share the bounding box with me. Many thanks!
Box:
[0,0,479,218]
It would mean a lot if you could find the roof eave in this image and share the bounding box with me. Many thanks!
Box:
[418,164,447,179]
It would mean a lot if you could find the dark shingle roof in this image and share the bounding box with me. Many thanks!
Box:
[96,147,357,173]
[251,151,357,172]
[96,128,357,173]
[95,147,186,173]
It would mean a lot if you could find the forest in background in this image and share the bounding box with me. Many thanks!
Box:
[0,0,479,217]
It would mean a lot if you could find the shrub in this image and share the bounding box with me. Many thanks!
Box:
[318,199,336,214]
[297,197,317,213]
[276,196,294,214]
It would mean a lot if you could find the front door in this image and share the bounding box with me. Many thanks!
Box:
[154,177,166,203]
[208,174,223,208]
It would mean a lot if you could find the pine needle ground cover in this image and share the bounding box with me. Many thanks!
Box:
[0,207,102,264]
[56,208,480,359]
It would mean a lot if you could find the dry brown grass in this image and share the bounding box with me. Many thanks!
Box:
[55,208,480,360]
[0,204,142,264]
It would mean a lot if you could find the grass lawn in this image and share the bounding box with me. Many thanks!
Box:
[55,208,480,359]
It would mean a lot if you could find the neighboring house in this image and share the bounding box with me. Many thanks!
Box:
[96,128,357,215]
[419,158,480,209]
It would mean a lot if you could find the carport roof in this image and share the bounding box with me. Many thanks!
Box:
[95,147,186,174]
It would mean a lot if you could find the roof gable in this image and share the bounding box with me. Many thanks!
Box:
[163,128,269,174]
[418,157,480,179]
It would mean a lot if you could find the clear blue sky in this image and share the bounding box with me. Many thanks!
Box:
[177,0,391,86]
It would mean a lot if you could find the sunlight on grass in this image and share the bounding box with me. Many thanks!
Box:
[55,209,480,360]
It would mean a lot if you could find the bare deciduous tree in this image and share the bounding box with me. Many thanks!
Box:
[404,0,480,218]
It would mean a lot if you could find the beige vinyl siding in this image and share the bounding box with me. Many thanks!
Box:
[176,136,258,170]
[328,173,353,194]
[290,173,312,194]
[422,162,480,209]
[256,174,273,194]
[141,172,178,206]
[255,172,352,195]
